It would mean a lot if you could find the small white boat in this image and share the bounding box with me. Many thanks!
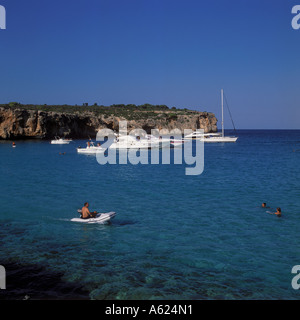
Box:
[71,210,116,224]
[77,141,105,154]
[184,89,238,143]
[51,136,72,144]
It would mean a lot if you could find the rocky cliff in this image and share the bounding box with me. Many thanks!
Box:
[0,106,218,140]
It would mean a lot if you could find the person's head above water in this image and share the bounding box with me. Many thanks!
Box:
[275,207,282,217]
[84,202,89,207]
[262,203,266,207]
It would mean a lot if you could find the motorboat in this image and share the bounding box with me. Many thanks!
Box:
[108,134,170,149]
[51,136,72,144]
[71,210,116,224]
[77,141,105,154]
[110,134,185,149]
[146,134,184,148]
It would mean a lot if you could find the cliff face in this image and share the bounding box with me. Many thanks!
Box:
[0,107,217,139]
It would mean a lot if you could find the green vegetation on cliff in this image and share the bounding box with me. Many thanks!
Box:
[0,102,198,121]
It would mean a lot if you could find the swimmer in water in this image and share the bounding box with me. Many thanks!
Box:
[261,202,271,209]
[269,207,282,217]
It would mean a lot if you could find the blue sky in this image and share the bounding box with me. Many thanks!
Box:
[0,0,299,129]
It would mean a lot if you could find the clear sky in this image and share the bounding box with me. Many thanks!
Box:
[0,0,299,129]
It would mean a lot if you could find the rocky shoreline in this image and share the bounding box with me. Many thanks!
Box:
[0,106,218,140]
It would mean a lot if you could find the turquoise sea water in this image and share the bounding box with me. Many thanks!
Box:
[0,130,300,300]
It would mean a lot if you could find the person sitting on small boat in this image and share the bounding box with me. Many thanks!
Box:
[81,202,97,219]
[269,207,282,217]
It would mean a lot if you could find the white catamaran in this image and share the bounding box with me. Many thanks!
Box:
[184,89,238,142]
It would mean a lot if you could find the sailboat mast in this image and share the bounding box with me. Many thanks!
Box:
[221,89,224,138]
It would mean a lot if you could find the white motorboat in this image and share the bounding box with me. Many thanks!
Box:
[114,134,184,149]
[145,134,184,148]
[184,89,238,143]
[145,134,184,147]
[71,210,116,224]
[77,141,105,154]
[109,134,171,149]
[77,135,173,154]
[51,136,72,144]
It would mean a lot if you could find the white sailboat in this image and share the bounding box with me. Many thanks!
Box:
[184,89,238,142]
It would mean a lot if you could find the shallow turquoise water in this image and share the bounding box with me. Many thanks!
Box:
[0,130,300,299]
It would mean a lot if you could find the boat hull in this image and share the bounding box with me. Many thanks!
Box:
[51,141,70,144]
[184,136,238,142]
[51,139,72,144]
[77,147,105,154]
[77,140,171,153]
[71,212,116,224]
[204,137,238,143]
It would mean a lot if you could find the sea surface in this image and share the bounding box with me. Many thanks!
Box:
[0,130,300,300]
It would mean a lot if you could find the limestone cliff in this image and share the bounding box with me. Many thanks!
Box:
[0,106,217,140]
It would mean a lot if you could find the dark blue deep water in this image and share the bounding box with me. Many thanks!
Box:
[0,130,300,299]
